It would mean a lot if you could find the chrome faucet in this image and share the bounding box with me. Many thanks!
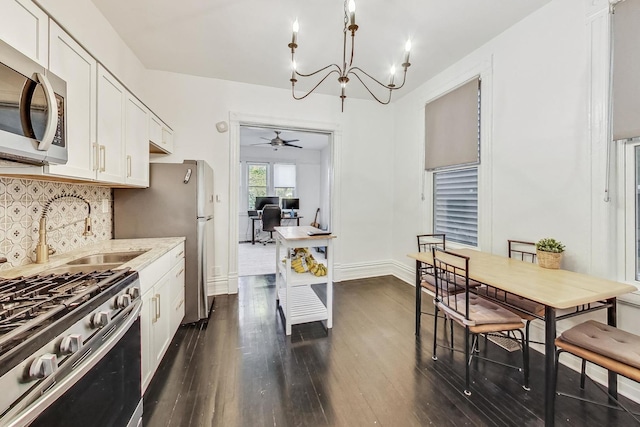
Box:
[35,195,93,264]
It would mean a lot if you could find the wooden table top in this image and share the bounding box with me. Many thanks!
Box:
[408,249,636,309]
[275,226,336,241]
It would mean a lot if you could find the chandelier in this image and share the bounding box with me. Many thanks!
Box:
[288,0,411,112]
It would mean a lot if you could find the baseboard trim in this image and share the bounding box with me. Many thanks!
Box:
[208,276,232,296]
[336,260,393,281]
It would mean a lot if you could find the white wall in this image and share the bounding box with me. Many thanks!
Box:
[392,0,590,274]
[142,70,396,291]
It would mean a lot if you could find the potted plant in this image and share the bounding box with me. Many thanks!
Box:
[535,238,565,269]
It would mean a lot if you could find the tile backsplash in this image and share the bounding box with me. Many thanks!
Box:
[0,178,112,270]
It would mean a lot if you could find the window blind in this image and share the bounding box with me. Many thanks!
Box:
[612,0,640,140]
[433,167,478,246]
[274,164,296,187]
[425,78,480,170]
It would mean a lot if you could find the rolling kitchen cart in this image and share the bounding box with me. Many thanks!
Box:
[274,226,336,335]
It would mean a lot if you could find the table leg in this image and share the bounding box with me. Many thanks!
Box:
[544,305,556,427]
[252,218,256,245]
[607,297,618,401]
[296,217,300,226]
[415,260,421,337]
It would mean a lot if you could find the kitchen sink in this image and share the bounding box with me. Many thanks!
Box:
[65,250,148,266]
[43,264,122,275]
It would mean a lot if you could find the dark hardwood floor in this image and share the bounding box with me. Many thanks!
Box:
[143,275,640,426]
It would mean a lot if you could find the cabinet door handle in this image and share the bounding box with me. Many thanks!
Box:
[151,296,157,323]
[176,250,184,258]
[99,145,106,172]
[176,268,184,278]
[92,143,99,171]
[127,155,132,177]
[156,293,161,319]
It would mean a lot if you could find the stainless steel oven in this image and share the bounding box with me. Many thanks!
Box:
[0,269,142,427]
[0,39,67,165]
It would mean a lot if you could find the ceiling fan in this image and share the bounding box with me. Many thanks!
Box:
[252,131,302,149]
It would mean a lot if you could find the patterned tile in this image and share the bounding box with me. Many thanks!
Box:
[0,178,113,267]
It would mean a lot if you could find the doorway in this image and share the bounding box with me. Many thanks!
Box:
[228,114,340,292]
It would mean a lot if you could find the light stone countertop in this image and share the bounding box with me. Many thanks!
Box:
[0,237,185,279]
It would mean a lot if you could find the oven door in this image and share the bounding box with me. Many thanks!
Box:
[3,300,142,427]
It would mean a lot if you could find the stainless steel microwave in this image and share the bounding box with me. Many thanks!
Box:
[0,39,67,165]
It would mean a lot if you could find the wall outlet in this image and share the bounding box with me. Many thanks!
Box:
[101,199,109,214]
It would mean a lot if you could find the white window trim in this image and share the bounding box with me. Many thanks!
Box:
[420,59,493,251]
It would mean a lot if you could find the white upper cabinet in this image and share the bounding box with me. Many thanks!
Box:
[46,21,97,181]
[149,113,174,154]
[125,93,150,187]
[0,0,48,66]
[96,65,126,184]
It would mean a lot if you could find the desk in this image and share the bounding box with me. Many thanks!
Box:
[408,249,636,427]
[250,215,302,244]
[275,226,335,335]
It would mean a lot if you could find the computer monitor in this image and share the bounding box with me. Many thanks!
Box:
[255,196,279,211]
[281,198,299,210]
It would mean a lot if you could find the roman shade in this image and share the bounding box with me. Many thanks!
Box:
[612,0,640,141]
[425,78,480,170]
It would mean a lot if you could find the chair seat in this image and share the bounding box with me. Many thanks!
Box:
[475,286,545,318]
[557,320,640,371]
[421,274,482,294]
[438,294,524,328]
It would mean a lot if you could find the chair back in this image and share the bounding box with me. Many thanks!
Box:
[432,248,471,322]
[261,205,281,232]
[417,234,446,253]
[508,240,536,263]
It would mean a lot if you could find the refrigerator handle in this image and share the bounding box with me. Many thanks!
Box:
[183,168,192,184]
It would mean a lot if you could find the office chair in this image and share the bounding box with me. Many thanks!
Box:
[260,205,281,245]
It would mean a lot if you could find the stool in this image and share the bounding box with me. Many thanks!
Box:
[554,320,640,422]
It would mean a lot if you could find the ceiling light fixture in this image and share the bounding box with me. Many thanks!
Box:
[288,0,411,112]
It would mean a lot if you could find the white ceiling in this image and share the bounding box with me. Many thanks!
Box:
[240,126,330,151]
[90,0,552,101]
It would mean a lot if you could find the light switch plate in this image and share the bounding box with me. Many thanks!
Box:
[101,199,109,214]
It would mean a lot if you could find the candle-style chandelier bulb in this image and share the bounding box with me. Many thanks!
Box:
[289,0,411,111]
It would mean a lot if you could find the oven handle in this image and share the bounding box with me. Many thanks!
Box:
[1,299,142,427]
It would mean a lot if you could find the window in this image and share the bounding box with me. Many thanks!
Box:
[245,162,296,209]
[426,77,481,247]
[624,141,640,283]
[247,163,268,210]
[274,164,296,198]
[433,167,478,246]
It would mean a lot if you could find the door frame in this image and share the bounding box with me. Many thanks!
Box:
[227,112,341,293]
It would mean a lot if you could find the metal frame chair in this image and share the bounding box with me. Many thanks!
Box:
[415,234,448,337]
[431,247,527,396]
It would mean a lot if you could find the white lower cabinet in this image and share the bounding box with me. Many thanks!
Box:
[139,242,185,393]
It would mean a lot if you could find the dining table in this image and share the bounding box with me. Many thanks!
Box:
[408,248,637,427]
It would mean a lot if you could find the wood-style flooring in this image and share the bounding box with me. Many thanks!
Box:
[143,275,640,426]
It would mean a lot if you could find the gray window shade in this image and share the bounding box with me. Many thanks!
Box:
[433,167,478,246]
[613,0,640,140]
[425,78,480,170]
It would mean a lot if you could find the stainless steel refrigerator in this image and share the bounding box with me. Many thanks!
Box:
[113,160,215,324]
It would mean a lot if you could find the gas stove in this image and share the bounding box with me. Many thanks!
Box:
[0,268,142,427]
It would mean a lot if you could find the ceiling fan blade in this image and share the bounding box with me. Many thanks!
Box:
[250,142,271,146]
[260,137,272,141]
[282,139,300,143]
[284,143,303,148]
